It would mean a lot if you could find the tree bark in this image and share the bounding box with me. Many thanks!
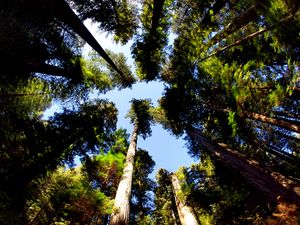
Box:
[171,173,199,225]
[243,111,300,134]
[42,0,124,78]
[109,125,138,225]
[187,128,300,207]
[201,10,300,61]
[205,104,300,134]
[210,1,262,44]
[150,0,166,37]
[201,0,229,27]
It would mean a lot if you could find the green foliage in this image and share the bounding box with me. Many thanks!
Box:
[82,50,135,91]
[228,111,237,137]
[2,0,300,223]
[127,99,154,139]
[181,157,272,224]
[130,149,156,224]
[152,169,180,225]
[70,0,138,44]
[25,167,113,224]
[131,0,174,81]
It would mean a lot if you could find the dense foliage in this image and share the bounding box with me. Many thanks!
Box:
[1,0,299,224]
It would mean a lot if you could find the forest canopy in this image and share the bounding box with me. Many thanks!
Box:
[1,0,300,224]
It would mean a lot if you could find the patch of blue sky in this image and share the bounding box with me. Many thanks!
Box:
[43,19,196,178]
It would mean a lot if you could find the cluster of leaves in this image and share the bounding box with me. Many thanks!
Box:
[181,156,272,224]
[152,169,181,225]
[130,149,156,224]
[2,0,300,223]
[160,0,300,174]
[127,98,154,139]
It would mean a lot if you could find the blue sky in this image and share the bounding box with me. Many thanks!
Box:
[96,81,196,178]
[45,19,196,178]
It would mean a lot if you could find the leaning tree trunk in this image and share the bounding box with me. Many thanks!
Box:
[201,10,300,61]
[42,0,124,78]
[187,127,300,221]
[205,104,300,134]
[210,1,262,44]
[171,173,199,225]
[242,110,300,134]
[109,124,138,225]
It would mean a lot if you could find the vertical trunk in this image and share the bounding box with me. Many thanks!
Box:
[150,0,166,36]
[187,128,300,207]
[171,173,199,225]
[109,125,138,225]
[171,210,179,225]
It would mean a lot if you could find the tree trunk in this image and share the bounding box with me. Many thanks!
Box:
[201,10,300,61]
[205,104,300,133]
[109,125,138,225]
[243,111,300,133]
[171,173,199,225]
[150,0,166,37]
[274,130,300,141]
[187,128,300,208]
[210,2,262,44]
[201,0,229,27]
[272,110,300,120]
[42,0,124,78]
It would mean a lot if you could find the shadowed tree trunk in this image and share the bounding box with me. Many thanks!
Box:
[201,10,300,61]
[110,124,138,225]
[205,104,300,134]
[171,173,199,225]
[242,111,300,133]
[210,2,262,44]
[150,0,166,36]
[201,0,229,27]
[187,127,300,210]
[42,0,125,78]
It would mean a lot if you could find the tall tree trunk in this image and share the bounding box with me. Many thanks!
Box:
[274,130,300,141]
[171,173,199,225]
[42,0,124,78]
[201,10,300,61]
[109,125,138,225]
[242,111,300,133]
[272,110,300,120]
[210,1,262,44]
[201,0,229,27]
[187,127,300,208]
[205,104,300,133]
[150,0,166,37]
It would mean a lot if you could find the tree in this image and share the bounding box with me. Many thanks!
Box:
[131,0,173,81]
[181,154,277,224]
[69,0,138,44]
[152,169,180,225]
[82,129,129,224]
[25,167,113,225]
[0,99,118,224]
[83,50,135,92]
[130,149,156,224]
[110,99,154,225]
[42,0,126,77]
[171,170,199,225]
[186,127,300,223]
